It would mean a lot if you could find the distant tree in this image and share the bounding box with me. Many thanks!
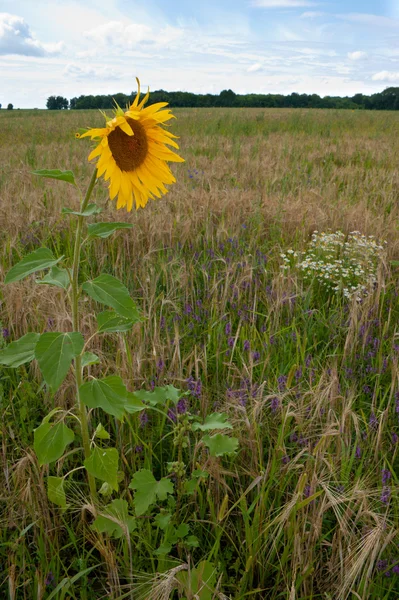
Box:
[7,103,13,110]
[46,96,69,110]
[0,103,2,109]
[217,89,237,107]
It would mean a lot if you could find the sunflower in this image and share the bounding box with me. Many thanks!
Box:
[80,79,184,211]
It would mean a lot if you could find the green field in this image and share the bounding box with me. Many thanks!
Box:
[1,107,399,599]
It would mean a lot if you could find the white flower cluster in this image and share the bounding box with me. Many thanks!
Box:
[280,230,386,300]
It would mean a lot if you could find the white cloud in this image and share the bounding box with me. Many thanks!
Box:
[348,51,368,61]
[247,62,263,72]
[84,20,183,49]
[63,63,122,80]
[252,0,319,8]
[372,71,399,82]
[337,13,399,29]
[300,11,324,18]
[0,13,63,56]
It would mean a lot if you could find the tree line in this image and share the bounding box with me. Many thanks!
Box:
[46,87,399,111]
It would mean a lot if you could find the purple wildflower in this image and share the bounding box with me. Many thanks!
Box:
[377,559,388,571]
[160,316,165,329]
[277,375,287,392]
[157,359,165,372]
[392,432,399,444]
[225,322,232,336]
[369,412,378,429]
[282,455,289,465]
[139,412,149,428]
[168,409,177,423]
[134,445,143,454]
[355,445,362,459]
[2,328,9,339]
[303,485,311,498]
[228,336,234,348]
[393,565,399,575]
[270,397,279,413]
[382,469,391,485]
[177,397,188,414]
[243,340,250,352]
[381,487,391,504]
[252,351,261,361]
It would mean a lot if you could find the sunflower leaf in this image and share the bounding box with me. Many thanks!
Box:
[79,376,130,420]
[0,333,40,368]
[5,248,63,284]
[82,274,141,321]
[87,222,133,239]
[34,332,84,392]
[34,421,75,465]
[36,266,70,290]
[32,169,76,186]
[62,204,102,217]
[47,476,67,510]
[96,311,136,333]
[84,447,119,491]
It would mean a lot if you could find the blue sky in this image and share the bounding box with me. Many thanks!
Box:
[0,0,398,108]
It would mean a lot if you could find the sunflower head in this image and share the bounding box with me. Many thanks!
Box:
[79,78,184,211]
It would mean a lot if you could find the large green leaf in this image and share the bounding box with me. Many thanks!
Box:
[62,203,102,217]
[203,434,239,457]
[81,352,100,367]
[47,476,67,509]
[32,169,76,185]
[82,275,140,321]
[129,469,174,516]
[35,332,84,392]
[125,393,146,414]
[97,311,136,333]
[84,447,119,491]
[176,561,217,600]
[192,413,233,432]
[132,385,182,407]
[36,266,70,290]
[91,499,136,539]
[5,248,63,284]
[80,376,129,420]
[34,421,75,465]
[0,333,40,367]
[87,222,133,239]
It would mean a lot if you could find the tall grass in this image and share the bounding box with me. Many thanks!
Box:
[1,107,399,599]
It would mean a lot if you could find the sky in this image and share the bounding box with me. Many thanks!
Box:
[0,0,398,108]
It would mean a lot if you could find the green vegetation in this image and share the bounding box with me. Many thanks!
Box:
[1,107,399,599]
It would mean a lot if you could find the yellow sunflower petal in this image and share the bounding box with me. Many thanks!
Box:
[88,144,103,161]
[80,127,109,139]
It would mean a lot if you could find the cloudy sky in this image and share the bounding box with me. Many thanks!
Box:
[0,0,398,108]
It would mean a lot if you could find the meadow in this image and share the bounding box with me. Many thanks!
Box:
[1,106,399,599]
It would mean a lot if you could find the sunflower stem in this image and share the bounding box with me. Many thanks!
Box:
[71,168,98,502]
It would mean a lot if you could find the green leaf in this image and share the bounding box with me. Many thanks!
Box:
[154,542,173,556]
[192,413,233,432]
[32,169,76,186]
[5,248,63,284]
[97,311,136,333]
[132,385,182,407]
[185,535,200,548]
[184,470,208,495]
[82,275,141,321]
[36,266,70,290]
[80,376,130,420]
[203,434,239,457]
[84,447,119,491]
[154,512,172,530]
[47,476,67,509]
[176,561,217,600]
[175,523,189,539]
[94,423,110,440]
[129,469,174,516]
[62,203,102,217]
[92,499,136,539]
[87,222,133,239]
[34,421,74,465]
[35,332,84,392]
[81,352,100,367]
[125,393,146,414]
[0,333,40,367]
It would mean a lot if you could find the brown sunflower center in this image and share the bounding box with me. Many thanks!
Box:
[108,117,148,172]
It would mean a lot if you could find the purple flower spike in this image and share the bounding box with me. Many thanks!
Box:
[355,446,362,459]
[139,412,149,428]
[270,396,279,413]
[2,328,9,339]
[380,487,391,505]
[177,398,188,414]
[225,322,232,336]
[243,340,250,352]
[382,469,391,485]
[369,412,378,429]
